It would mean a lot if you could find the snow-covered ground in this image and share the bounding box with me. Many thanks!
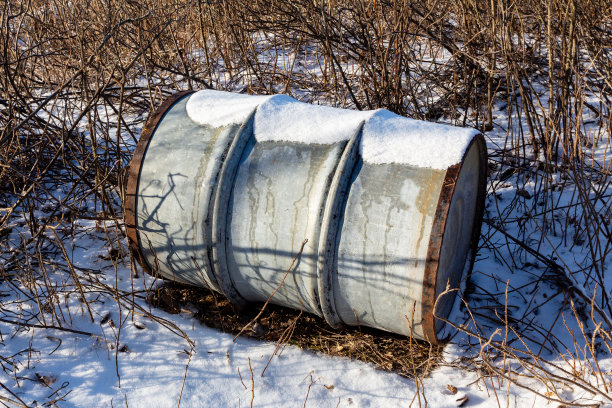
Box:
[1,210,610,407]
[0,227,496,407]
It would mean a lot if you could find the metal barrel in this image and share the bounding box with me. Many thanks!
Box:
[125,90,487,343]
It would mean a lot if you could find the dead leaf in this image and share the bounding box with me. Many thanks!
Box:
[250,322,265,338]
[447,384,458,395]
[179,307,195,317]
[517,189,532,199]
[456,394,468,407]
[100,312,111,325]
[35,373,57,387]
[324,384,334,390]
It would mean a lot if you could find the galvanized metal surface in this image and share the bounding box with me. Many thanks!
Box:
[227,140,346,315]
[316,127,363,329]
[125,91,194,278]
[129,94,251,300]
[125,92,488,343]
[334,161,447,338]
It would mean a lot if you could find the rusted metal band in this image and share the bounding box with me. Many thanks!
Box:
[124,90,195,276]
[469,135,489,272]
[420,134,488,344]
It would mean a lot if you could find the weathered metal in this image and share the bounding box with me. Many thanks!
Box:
[125,90,194,278]
[125,91,487,343]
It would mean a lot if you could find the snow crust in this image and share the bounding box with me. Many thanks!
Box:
[185,89,273,128]
[253,94,367,144]
[361,109,478,168]
[185,90,479,169]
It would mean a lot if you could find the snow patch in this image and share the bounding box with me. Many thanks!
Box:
[186,89,273,128]
[361,109,479,168]
[186,90,479,169]
[253,94,367,144]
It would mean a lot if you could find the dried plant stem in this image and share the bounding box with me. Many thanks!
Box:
[233,239,308,341]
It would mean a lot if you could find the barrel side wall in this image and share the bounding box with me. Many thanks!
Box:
[226,140,346,315]
[334,161,446,338]
[137,97,244,290]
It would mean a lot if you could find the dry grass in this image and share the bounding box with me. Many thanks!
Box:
[150,281,441,378]
[1,0,611,405]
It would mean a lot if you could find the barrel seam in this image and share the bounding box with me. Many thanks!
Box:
[209,113,258,305]
[316,121,365,328]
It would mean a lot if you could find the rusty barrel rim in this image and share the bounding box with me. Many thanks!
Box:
[124,90,195,276]
[420,133,488,344]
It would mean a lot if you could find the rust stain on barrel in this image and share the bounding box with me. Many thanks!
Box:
[420,163,460,344]
[414,169,446,260]
[419,134,488,344]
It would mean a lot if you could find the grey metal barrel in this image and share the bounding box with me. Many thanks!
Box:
[125,90,487,343]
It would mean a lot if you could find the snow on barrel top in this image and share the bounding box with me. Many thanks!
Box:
[361,109,479,169]
[253,94,367,144]
[186,89,273,128]
[186,89,479,170]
